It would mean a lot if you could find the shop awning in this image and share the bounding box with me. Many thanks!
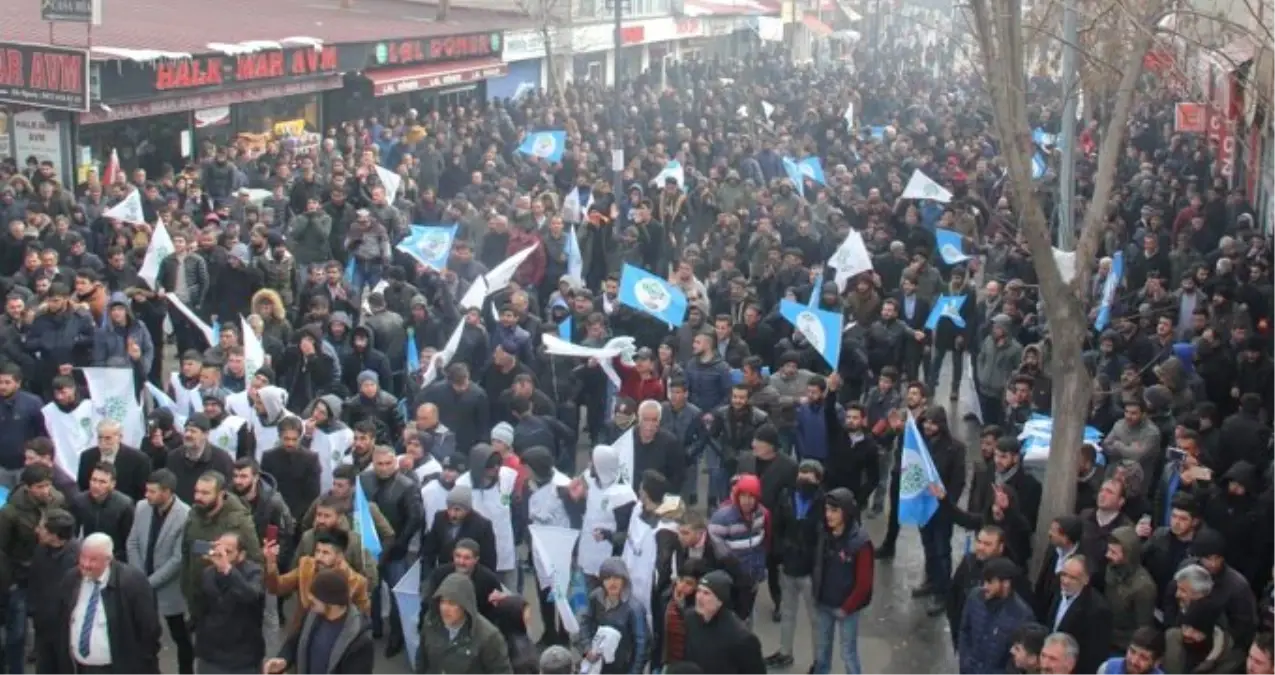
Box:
[368,59,507,97]
[802,14,834,36]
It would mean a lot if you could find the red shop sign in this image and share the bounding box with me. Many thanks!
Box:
[154,46,340,92]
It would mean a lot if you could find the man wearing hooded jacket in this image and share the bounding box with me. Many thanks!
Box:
[914,405,967,615]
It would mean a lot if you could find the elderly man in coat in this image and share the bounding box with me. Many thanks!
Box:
[124,469,193,674]
[56,533,163,673]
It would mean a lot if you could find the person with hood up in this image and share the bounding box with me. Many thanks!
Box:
[278,327,338,414]
[1181,528,1261,648]
[266,568,376,675]
[809,487,874,674]
[1153,356,1196,417]
[1161,602,1245,674]
[1105,526,1158,653]
[708,473,768,624]
[578,444,639,584]
[1201,459,1269,589]
[250,385,302,453]
[92,297,154,374]
[914,405,967,614]
[207,243,264,325]
[340,326,392,396]
[416,572,512,673]
[141,408,185,470]
[454,443,522,591]
[681,569,768,674]
[576,557,651,674]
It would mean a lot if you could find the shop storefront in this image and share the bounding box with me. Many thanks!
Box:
[337,33,506,119]
[491,28,551,100]
[75,31,507,176]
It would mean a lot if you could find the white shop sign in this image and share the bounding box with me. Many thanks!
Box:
[12,111,65,178]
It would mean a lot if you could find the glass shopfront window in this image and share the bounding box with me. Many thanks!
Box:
[234,92,322,156]
[78,112,190,180]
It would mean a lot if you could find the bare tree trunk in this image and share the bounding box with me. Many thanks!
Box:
[437,0,449,21]
[969,0,1162,583]
[543,26,559,99]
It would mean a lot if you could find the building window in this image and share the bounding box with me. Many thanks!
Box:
[578,0,598,18]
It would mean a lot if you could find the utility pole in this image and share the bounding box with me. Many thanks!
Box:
[607,0,628,87]
[1057,0,1078,249]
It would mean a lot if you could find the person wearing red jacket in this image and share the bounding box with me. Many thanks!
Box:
[614,348,666,403]
[810,487,875,675]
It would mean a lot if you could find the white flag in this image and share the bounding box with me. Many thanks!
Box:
[612,428,635,486]
[82,367,145,448]
[473,242,540,306]
[900,169,953,203]
[762,100,775,120]
[241,316,265,380]
[737,104,749,118]
[375,165,403,200]
[165,295,216,347]
[138,222,175,289]
[1052,248,1077,284]
[541,334,636,388]
[458,276,488,312]
[104,189,146,224]
[827,229,874,292]
[42,400,94,476]
[843,102,855,128]
[421,319,466,388]
[529,525,583,635]
[561,190,582,223]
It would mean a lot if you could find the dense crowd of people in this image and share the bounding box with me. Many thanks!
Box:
[0,20,1269,675]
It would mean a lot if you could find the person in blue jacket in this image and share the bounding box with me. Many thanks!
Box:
[957,556,1035,674]
[1098,626,1167,674]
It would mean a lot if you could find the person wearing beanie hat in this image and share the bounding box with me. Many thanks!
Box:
[172,349,207,419]
[201,386,255,460]
[765,457,826,668]
[455,442,521,590]
[709,474,768,622]
[266,567,375,675]
[577,558,650,674]
[680,568,767,674]
[735,421,797,625]
[345,366,400,446]
[1162,600,1243,674]
[975,311,1024,428]
[421,483,498,575]
[809,486,874,674]
[955,556,1035,674]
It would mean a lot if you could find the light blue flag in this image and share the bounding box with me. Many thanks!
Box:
[517,130,567,163]
[1032,153,1047,180]
[209,318,221,344]
[1032,127,1057,147]
[730,366,770,384]
[782,157,806,196]
[780,298,843,370]
[935,228,971,265]
[920,201,945,230]
[558,316,572,340]
[808,274,823,308]
[406,327,420,373]
[354,480,383,559]
[344,257,356,286]
[869,126,886,141]
[1095,251,1124,330]
[925,294,967,330]
[618,263,689,327]
[392,561,422,669]
[798,157,827,185]
[397,224,457,270]
[898,412,942,527]
[565,225,583,282]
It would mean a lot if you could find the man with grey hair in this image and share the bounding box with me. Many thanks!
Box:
[1167,563,1216,626]
[538,645,576,674]
[77,418,151,502]
[57,531,162,673]
[1039,632,1079,674]
[1046,553,1111,674]
[634,398,684,490]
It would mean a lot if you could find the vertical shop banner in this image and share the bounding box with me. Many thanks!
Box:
[12,111,66,177]
[1207,106,1235,182]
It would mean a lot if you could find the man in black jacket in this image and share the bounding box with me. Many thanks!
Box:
[357,445,422,656]
[420,485,498,574]
[992,437,1042,530]
[681,570,768,674]
[764,460,824,669]
[29,508,79,674]
[417,363,490,455]
[69,462,134,560]
[632,400,689,491]
[77,419,151,502]
[259,416,321,527]
[915,405,967,615]
[674,511,752,621]
[422,538,505,626]
[736,423,797,622]
[193,531,266,674]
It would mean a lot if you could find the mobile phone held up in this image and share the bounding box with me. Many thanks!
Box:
[191,540,214,557]
[265,524,279,543]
